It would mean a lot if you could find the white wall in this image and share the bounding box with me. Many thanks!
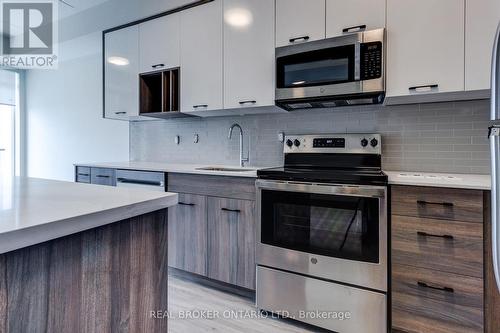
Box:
[25,0,193,181]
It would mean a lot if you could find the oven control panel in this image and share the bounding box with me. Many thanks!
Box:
[284,134,382,154]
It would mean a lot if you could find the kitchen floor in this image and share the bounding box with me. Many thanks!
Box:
[168,275,316,333]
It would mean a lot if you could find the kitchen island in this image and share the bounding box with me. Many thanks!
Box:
[0,177,178,333]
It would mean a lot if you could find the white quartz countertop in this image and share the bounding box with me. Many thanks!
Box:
[75,161,260,178]
[385,171,491,190]
[0,177,178,254]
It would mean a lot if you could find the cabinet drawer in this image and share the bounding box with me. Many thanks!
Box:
[75,166,91,183]
[391,186,483,223]
[392,264,483,333]
[90,168,116,186]
[392,215,483,278]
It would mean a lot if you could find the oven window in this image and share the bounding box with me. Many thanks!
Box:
[261,190,379,263]
[277,45,355,88]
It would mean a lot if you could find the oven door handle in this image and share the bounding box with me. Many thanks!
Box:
[255,180,386,198]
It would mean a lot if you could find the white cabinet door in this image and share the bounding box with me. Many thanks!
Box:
[276,0,325,47]
[326,0,385,38]
[104,26,139,120]
[386,0,465,97]
[465,0,500,91]
[139,13,180,74]
[180,0,223,113]
[224,0,275,110]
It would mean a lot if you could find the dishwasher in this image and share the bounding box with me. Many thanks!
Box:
[115,169,165,192]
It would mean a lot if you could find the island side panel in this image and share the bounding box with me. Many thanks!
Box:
[0,209,169,333]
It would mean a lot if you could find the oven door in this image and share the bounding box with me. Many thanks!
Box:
[256,179,387,292]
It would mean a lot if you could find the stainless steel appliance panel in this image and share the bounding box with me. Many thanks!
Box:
[491,21,500,293]
[256,179,387,292]
[256,266,387,333]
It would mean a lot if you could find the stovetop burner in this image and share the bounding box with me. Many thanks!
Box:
[258,134,387,186]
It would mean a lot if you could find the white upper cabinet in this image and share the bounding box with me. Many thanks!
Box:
[223,0,275,110]
[180,0,223,113]
[104,26,139,120]
[139,13,180,74]
[386,0,465,97]
[465,0,500,91]
[276,0,326,47]
[326,0,386,38]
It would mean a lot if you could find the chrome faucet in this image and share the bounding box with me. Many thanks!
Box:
[228,123,249,167]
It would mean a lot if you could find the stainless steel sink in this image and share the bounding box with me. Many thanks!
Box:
[195,166,256,172]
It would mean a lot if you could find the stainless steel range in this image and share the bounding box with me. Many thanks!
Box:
[255,134,387,333]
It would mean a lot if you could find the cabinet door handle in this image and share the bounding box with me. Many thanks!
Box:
[409,84,439,92]
[289,36,310,43]
[417,200,454,207]
[193,104,208,109]
[78,173,90,177]
[417,281,454,293]
[152,63,165,69]
[114,112,127,115]
[95,175,110,178]
[239,100,256,105]
[417,231,454,240]
[221,208,240,213]
[178,202,195,206]
[342,24,367,33]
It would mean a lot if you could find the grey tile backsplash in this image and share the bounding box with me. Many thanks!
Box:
[130,100,491,174]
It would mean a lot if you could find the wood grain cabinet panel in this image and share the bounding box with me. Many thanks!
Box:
[168,173,256,201]
[207,197,255,290]
[392,264,483,333]
[392,215,483,278]
[168,193,207,276]
[391,185,484,223]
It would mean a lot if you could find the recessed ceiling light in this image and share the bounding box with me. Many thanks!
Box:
[292,80,306,85]
[225,8,253,28]
[107,56,129,66]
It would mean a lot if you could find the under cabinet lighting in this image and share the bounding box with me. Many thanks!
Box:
[107,56,129,66]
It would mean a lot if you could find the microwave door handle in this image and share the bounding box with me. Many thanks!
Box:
[354,42,361,81]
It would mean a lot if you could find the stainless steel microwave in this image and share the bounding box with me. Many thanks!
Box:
[275,28,385,110]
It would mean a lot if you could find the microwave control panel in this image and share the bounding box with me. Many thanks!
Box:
[360,42,383,80]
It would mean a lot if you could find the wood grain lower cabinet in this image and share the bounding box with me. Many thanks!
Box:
[207,197,255,289]
[391,185,485,333]
[167,173,257,289]
[168,193,207,276]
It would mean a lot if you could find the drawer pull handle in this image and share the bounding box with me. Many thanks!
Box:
[178,202,195,206]
[239,100,256,105]
[114,112,127,115]
[417,231,454,240]
[417,200,454,207]
[289,36,310,43]
[78,173,90,177]
[221,208,241,213]
[152,63,165,69]
[95,175,110,178]
[342,24,367,33]
[409,84,439,92]
[193,104,208,109]
[417,281,454,293]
